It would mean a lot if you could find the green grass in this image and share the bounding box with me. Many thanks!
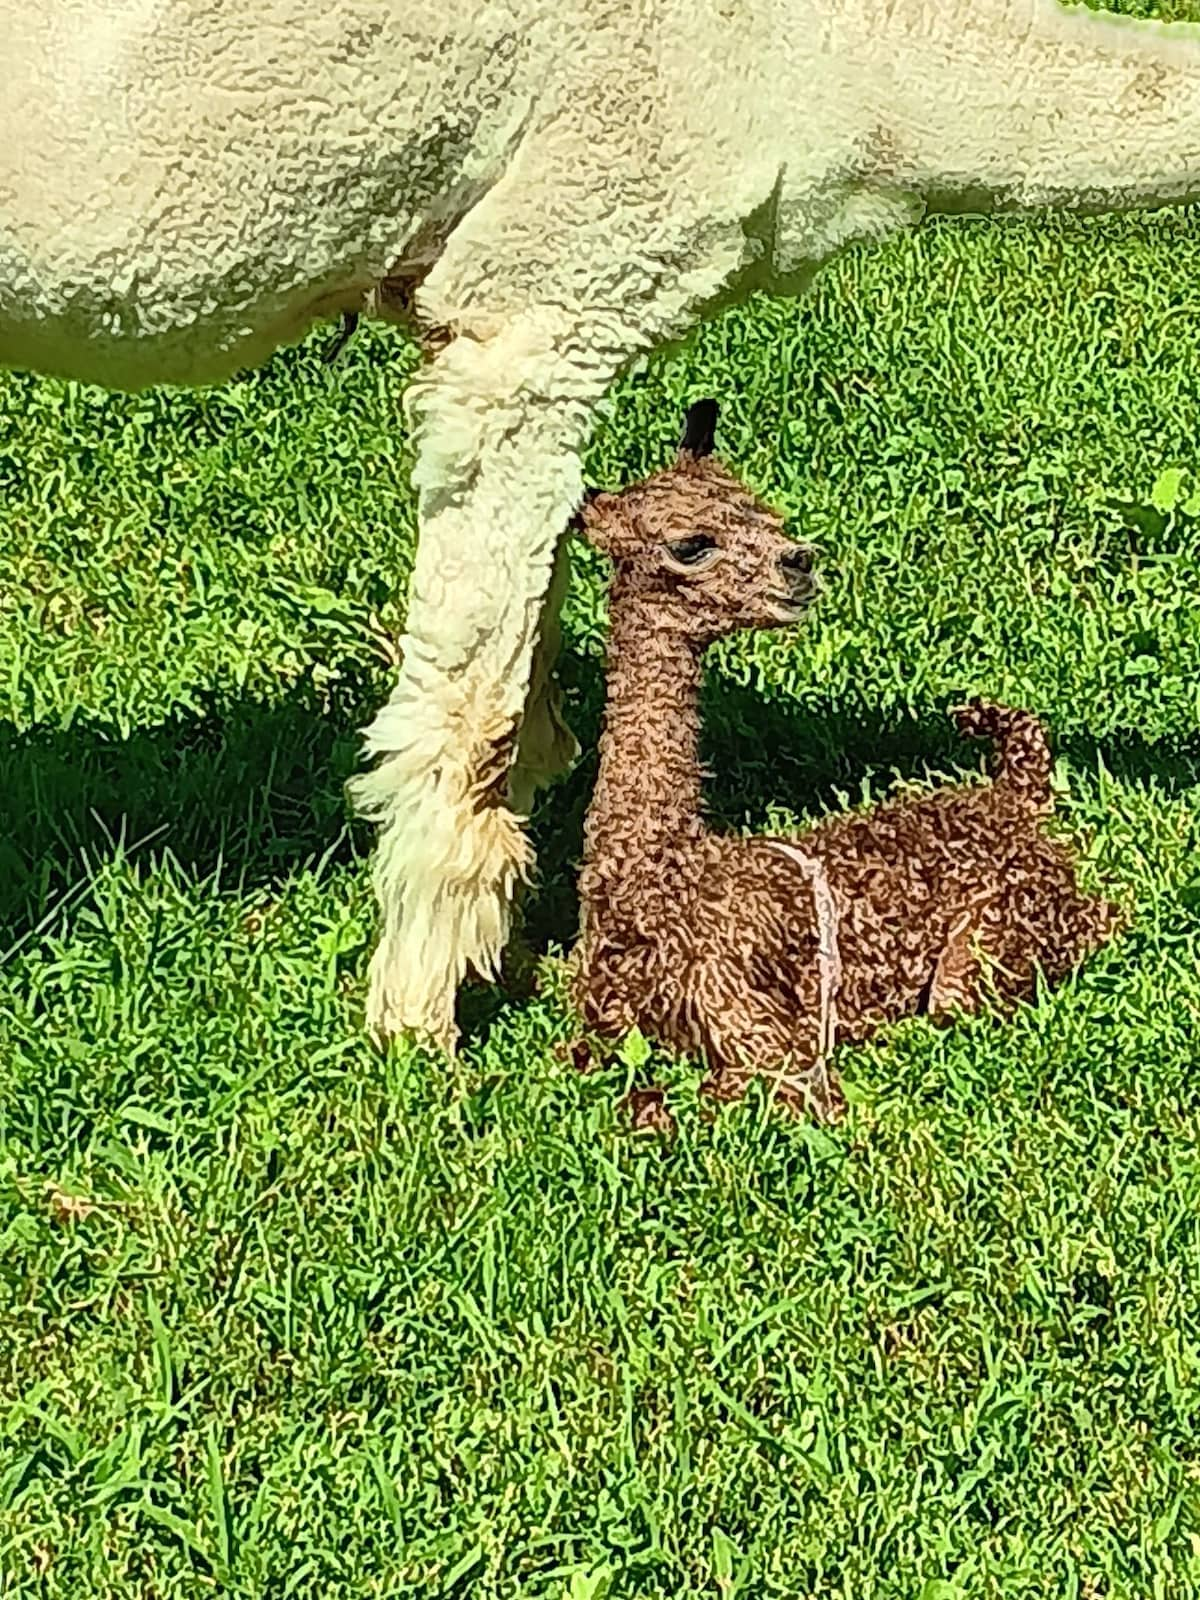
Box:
[6,21,1200,1600]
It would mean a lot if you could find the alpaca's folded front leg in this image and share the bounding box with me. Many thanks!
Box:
[693,976,846,1124]
[700,1052,845,1125]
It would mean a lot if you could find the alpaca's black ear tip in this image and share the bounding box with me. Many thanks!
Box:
[679,398,718,459]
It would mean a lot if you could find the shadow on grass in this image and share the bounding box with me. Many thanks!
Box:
[0,682,370,941]
[2,653,1197,1041]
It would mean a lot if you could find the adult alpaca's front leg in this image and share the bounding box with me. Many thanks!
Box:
[502,530,578,1002]
[509,528,579,821]
[349,318,593,1049]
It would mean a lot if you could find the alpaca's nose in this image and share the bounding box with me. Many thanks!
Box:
[778,544,816,580]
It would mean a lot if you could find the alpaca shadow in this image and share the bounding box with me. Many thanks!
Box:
[0,681,370,946]
[1056,727,1200,797]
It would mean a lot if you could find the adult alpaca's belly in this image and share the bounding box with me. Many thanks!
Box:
[0,231,372,390]
[0,2,539,389]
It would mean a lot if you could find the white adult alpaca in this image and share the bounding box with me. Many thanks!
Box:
[3,0,1200,1050]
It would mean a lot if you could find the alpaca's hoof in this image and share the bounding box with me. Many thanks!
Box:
[619,1084,677,1138]
[367,1013,458,1058]
[362,955,462,1057]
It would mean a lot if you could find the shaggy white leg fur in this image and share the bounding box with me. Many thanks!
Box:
[350,319,582,1049]
[348,313,632,1050]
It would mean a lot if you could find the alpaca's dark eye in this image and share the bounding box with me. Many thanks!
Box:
[664,534,719,565]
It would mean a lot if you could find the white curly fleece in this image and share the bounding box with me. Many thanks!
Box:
[5,1,1198,388]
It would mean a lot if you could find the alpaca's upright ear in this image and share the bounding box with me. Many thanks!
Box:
[679,398,718,460]
[575,490,633,559]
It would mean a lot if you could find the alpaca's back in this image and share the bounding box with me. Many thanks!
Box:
[1,2,544,385]
[785,753,1118,1031]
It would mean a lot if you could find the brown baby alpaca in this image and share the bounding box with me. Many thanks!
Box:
[571,401,1122,1123]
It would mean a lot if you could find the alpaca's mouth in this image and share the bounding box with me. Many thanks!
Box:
[766,590,812,622]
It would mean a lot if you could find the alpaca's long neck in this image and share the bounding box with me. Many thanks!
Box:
[583,612,707,872]
[891,1,1200,218]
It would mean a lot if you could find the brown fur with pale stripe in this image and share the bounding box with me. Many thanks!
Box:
[571,403,1123,1122]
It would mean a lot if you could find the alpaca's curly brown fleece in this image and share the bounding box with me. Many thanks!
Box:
[571,409,1123,1123]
